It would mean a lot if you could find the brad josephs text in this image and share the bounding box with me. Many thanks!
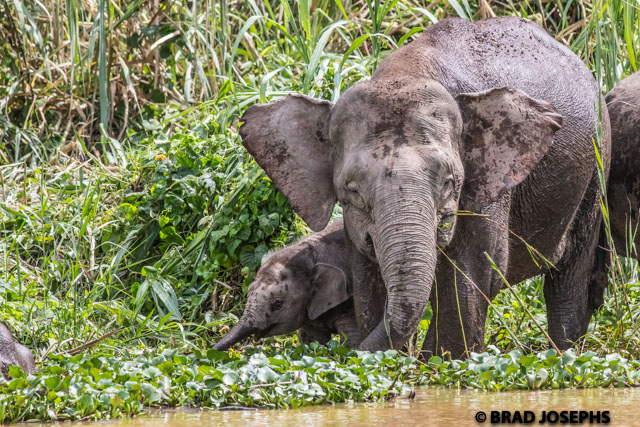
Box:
[490,410,611,424]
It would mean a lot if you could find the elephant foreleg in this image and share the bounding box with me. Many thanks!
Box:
[332,302,363,347]
[423,194,511,360]
[544,171,605,349]
[298,325,332,345]
[347,236,386,339]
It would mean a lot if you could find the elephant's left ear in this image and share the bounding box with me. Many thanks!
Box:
[307,263,349,320]
[457,87,563,212]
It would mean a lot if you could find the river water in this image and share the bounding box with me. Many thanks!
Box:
[26,387,640,426]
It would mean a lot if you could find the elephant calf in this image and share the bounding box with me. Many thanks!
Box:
[0,322,35,379]
[606,71,640,257]
[214,219,361,350]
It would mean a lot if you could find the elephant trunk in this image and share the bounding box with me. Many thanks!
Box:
[213,315,258,351]
[359,177,438,351]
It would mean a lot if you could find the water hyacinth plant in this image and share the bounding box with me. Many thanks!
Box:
[3,343,640,423]
[421,348,640,391]
[0,342,416,422]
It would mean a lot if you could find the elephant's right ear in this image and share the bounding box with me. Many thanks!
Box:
[308,263,349,320]
[240,94,335,231]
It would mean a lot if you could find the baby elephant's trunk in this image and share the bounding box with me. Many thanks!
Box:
[213,318,257,351]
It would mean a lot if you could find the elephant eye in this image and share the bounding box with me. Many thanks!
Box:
[345,182,366,210]
[442,179,455,200]
[270,299,284,311]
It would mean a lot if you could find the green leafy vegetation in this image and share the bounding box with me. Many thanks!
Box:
[0,343,415,422]
[1,0,640,424]
[484,264,640,360]
[421,347,640,391]
[3,341,640,423]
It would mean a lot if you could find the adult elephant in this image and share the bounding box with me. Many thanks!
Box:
[605,71,640,258]
[240,17,610,357]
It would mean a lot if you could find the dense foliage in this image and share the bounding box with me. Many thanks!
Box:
[1,0,640,423]
[4,342,640,423]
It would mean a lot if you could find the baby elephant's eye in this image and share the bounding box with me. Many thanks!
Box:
[270,299,284,312]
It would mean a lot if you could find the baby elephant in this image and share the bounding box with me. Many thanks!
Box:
[0,322,35,379]
[214,219,361,350]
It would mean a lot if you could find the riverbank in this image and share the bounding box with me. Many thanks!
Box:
[11,377,640,426]
[2,343,640,423]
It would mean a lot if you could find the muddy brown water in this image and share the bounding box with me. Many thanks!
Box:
[24,387,640,426]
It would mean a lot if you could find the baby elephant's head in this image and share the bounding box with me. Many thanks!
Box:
[213,245,349,350]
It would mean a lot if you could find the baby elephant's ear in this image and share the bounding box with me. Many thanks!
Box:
[307,263,349,320]
[240,94,335,231]
[457,87,563,212]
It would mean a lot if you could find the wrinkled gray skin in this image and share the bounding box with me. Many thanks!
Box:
[240,17,610,358]
[0,323,35,379]
[605,72,640,260]
[213,220,361,350]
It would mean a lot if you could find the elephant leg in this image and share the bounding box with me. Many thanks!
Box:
[543,257,594,349]
[423,194,511,359]
[347,236,386,339]
[332,304,363,347]
[424,272,491,359]
[544,171,605,349]
[545,228,609,352]
[298,325,332,345]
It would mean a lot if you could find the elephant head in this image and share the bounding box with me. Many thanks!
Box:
[240,77,561,351]
[213,243,349,350]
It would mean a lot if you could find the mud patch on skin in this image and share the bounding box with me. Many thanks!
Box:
[374,121,395,135]
[272,143,292,167]
[456,87,560,211]
[394,136,407,147]
[400,300,421,312]
[315,130,327,143]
